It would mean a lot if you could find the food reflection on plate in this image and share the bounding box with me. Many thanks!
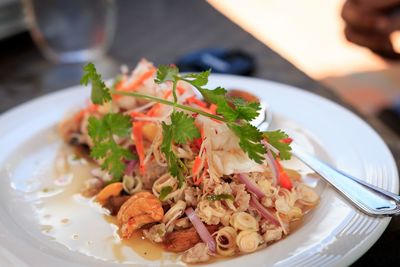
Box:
[36,59,320,264]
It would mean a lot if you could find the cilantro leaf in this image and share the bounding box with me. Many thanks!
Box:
[182,69,211,87]
[161,121,186,187]
[159,186,173,201]
[206,194,234,201]
[170,111,200,144]
[231,98,261,121]
[155,65,179,84]
[81,63,111,105]
[88,114,134,179]
[229,122,266,163]
[160,111,199,187]
[197,87,238,121]
[263,130,292,160]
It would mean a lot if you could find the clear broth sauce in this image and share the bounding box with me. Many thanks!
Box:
[31,145,320,264]
[32,145,166,263]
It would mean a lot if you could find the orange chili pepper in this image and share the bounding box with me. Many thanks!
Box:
[275,159,292,190]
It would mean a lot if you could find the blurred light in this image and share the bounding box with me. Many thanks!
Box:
[207,0,390,79]
[391,31,400,54]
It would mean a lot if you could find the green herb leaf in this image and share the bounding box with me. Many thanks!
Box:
[182,69,211,87]
[159,186,173,201]
[155,65,179,84]
[81,63,111,105]
[229,122,266,163]
[206,194,234,201]
[88,114,134,179]
[161,121,185,187]
[197,87,238,121]
[231,98,261,121]
[160,111,200,187]
[263,130,292,160]
[170,111,200,144]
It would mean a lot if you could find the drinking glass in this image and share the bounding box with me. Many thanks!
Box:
[23,0,116,63]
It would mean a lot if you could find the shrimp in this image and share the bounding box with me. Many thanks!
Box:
[117,191,164,239]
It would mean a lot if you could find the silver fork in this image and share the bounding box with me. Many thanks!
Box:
[256,105,400,216]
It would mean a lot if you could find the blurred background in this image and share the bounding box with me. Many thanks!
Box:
[0,0,399,265]
[1,0,399,137]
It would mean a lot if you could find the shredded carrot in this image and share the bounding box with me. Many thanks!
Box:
[121,67,156,92]
[146,103,161,117]
[194,159,208,185]
[177,86,186,95]
[130,111,146,118]
[86,103,99,113]
[129,111,148,174]
[115,76,127,91]
[74,103,99,122]
[163,90,172,99]
[192,156,203,176]
[275,159,292,190]
[187,96,207,108]
[208,104,217,115]
[112,76,127,100]
[73,110,86,122]
[132,122,146,174]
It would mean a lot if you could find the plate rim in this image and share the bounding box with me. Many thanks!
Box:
[0,74,398,267]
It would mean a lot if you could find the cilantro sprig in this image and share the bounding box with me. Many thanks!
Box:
[263,130,292,160]
[156,65,266,163]
[88,113,135,180]
[80,63,292,186]
[81,63,111,104]
[161,112,200,187]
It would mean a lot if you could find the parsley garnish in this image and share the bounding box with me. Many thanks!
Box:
[159,186,173,201]
[88,114,135,179]
[263,130,292,160]
[206,194,234,201]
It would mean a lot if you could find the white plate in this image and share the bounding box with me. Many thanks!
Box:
[0,74,398,267]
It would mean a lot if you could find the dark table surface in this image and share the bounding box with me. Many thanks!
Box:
[0,0,399,266]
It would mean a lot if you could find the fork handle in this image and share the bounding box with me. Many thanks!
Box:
[291,143,400,216]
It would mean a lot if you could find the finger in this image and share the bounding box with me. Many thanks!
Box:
[344,25,395,51]
[352,0,400,11]
[342,1,391,32]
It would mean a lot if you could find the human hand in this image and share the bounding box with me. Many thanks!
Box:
[341,0,400,58]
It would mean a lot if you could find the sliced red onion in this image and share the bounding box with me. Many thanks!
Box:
[250,195,279,226]
[238,173,265,198]
[185,207,216,253]
[124,160,137,176]
[265,149,279,186]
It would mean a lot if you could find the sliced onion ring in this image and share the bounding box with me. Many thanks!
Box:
[185,207,216,253]
[261,140,278,186]
[265,149,278,186]
[250,195,279,226]
[124,160,137,176]
[238,173,265,198]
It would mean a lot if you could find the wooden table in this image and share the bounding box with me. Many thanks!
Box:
[0,1,398,266]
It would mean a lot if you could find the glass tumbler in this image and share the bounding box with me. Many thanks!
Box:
[23,0,116,63]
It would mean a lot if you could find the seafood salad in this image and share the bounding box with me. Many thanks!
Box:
[59,59,319,263]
